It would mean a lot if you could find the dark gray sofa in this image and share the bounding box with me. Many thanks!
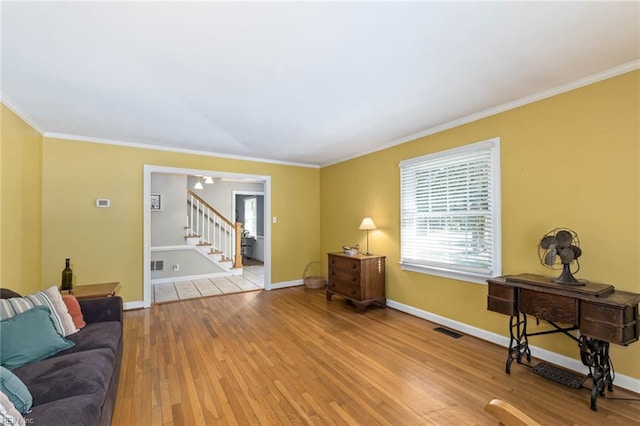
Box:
[0,288,123,426]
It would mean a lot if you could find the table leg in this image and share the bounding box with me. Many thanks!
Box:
[579,336,613,411]
[506,311,531,374]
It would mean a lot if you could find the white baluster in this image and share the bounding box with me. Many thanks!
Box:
[214,217,219,253]
[192,196,195,235]
[199,201,204,243]
[228,224,232,261]
[196,200,200,238]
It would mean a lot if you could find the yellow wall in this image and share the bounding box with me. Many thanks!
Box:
[2,70,638,381]
[0,104,43,295]
[41,137,320,303]
[321,70,640,380]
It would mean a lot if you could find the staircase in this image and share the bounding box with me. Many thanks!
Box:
[185,189,243,276]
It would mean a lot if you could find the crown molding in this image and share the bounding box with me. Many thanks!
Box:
[43,132,320,169]
[0,92,45,135]
[3,59,638,169]
[321,59,640,167]
[1,93,318,168]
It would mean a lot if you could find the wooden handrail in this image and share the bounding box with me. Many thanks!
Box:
[187,189,234,227]
[186,188,243,269]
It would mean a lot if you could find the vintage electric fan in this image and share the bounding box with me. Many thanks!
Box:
[538,228,585,285]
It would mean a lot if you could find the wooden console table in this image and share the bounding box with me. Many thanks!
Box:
[62,282,120,300]
[487,274,640,410]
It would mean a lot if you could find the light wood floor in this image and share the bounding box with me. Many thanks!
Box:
[113,287,640,425]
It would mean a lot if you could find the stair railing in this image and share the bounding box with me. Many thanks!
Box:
[186,189,243,268]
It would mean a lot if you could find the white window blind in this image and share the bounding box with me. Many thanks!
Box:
[399,138,501,283]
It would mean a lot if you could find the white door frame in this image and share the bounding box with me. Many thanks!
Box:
[143,165,272,308]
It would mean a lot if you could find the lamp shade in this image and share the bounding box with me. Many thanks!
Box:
[359,217,377,230]
[194,180,203,190]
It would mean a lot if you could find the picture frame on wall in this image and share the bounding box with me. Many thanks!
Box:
[150,193,162,211]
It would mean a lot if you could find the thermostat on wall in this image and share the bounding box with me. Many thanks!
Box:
[96,199,111,208]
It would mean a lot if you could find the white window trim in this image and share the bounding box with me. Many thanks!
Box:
[398,137,502,285]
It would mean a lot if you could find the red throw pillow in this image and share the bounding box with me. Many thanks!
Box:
[62,295,86,329]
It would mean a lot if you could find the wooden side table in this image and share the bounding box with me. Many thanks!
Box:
[326,252,386,312]
[63,282,120,300]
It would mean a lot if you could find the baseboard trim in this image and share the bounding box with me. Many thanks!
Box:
[123,301,145,310]
[270,279,304,290]
[387,299,640,394]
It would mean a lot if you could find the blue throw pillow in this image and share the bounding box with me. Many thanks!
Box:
[0,366,32,414]
[0,306,74,370]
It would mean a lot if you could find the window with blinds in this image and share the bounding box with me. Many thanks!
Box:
[399,138,501,283]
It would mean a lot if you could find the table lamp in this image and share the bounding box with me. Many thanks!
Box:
[359,217,377,255]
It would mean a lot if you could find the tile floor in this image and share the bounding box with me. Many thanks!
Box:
[153,264,264,303]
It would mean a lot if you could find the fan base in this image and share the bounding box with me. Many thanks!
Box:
[553,264,585,286]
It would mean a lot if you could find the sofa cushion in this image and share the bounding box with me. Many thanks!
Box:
[12,349,115,407]
[0,289,21,299]
[24,394,103,426]
[0,306,75,370]
[54,322,122,357]
[62,295,86,330]
[0,286,78,336]
[0,366,32,414]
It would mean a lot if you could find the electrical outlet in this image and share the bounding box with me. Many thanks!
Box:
[173,264,179,272]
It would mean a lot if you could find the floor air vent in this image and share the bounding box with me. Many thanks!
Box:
[434,327,463,338]
[532,362,587,389]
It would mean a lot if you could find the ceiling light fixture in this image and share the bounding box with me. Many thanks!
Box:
[194,177,203,190]
[204,176,214,184]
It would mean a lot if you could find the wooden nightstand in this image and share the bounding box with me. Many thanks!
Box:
[326,252,386,312]
[62,282,120,300]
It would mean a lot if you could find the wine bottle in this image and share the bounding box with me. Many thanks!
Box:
[61,258,73,292]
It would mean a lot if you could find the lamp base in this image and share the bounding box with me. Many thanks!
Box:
[364,252,373,256]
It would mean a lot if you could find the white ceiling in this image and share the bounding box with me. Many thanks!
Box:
[2,2,638,167]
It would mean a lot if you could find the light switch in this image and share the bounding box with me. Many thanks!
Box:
[273,217,277,223]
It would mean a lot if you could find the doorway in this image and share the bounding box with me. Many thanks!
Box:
[143,165,272,308]
[233,190,265,265]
